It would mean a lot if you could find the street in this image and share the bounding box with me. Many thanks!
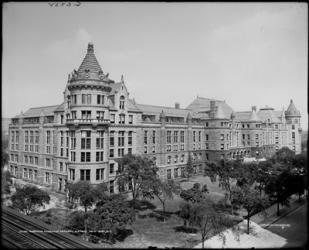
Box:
[264,201,307,248]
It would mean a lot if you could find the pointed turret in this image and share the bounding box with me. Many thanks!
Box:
[230,111,236,120]
[249,106,260,121]
[285,99,301,117]
[159,110,166,122]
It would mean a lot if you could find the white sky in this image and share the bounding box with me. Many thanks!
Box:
[2,2,308,129]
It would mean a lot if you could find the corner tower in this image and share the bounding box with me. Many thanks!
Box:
[285,99,302,153]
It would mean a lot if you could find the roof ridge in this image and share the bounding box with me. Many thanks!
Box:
[137,103,190,111]
[29,105,59,109]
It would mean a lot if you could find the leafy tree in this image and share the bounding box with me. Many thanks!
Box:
[271,147,295,166]
[115,154,158,204]
[178,202,193,227]
[145,178,181,213]
[231,185,269,234]
[180,183,208,203]
[2,152,9,168]
[265,171,293,216]
[11,185,50,215]
[253,161,273,197]
[91,194,136,243]
[185,153,194,180]
[67,181,108,212]
[189,199,235,248]
[205,159,239,214]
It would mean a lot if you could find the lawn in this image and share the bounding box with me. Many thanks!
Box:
[29,174,242,248]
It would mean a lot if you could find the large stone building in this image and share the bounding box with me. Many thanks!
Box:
[8,43,302,193]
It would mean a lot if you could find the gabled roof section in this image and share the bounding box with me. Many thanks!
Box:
[186,97,233,118]
[258,108,281,123]
[77,43,103,75]
[127,99,142,113]
[234,111,252,121]
[136,103,190,117]
[21,105,59,118]
[54,102,65,112]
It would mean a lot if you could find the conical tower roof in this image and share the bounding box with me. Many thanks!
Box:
[285,99,300,117]
[249,106,261,122]
[78,43,103,74]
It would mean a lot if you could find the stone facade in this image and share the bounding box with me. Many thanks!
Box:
[8,43,302,193]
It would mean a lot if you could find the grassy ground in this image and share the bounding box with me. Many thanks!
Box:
[27,174,242,248]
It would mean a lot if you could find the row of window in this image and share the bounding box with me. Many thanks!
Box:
[69,168,105,181]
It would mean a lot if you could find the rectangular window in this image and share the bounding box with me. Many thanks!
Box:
[206,134,209,141]
[109,180,114,193]
[46,131,51,144]
[80,169,91,181]
[71,151,76,162]
[81,131,91,149]
[173,131,178,143]
[180,131,185,143]
[193,131,196,142]
[110,114,115,124]
[70,169,75,181]
[180,144,184,151]
[59,162,63,172]
[198,131,201,142]
[128,131,133,146]
[25,131,29,143]
[96,151,104,162]
[72,95,77,104]
[152,131,156,144]
[167,131,171,144]
[118,131,125,147]
[129,115,133,124]
[96,111,104,120]
[96,168,104,180]
[82,94,86,104]
[128,148,132,154]
[109,131,114,147]
[220,134,224,141]
[81,152,91,162]
[119,114,125,124]
[96,131,104,149]
[71,131,76,149]
[144,130,148,144]
[118,148,124,157]
[109,149,114,158]
[174,168,178,178]
[220,144,224,150]
[144,146,148,154]
[109,163,114,174]
[45,172,50,183]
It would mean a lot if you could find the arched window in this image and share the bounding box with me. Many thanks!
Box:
[119,96,125,109]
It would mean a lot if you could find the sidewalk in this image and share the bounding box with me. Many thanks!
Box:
[251,195,306,228]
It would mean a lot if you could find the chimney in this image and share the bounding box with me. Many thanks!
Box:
[210,100,216,112]
[252,106,256,112]
[175,102,180,109]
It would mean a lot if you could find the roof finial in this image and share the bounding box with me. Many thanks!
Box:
[121,74,124,83]
[87,43,94,53]
[290,99,293,103]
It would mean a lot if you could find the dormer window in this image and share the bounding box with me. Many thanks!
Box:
[119,96,125,110]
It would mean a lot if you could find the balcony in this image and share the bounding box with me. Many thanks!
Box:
[66,118,110,126]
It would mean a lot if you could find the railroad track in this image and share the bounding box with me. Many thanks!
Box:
[2,206,95,249]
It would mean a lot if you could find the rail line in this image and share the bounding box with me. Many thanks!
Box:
[2,206,96,249]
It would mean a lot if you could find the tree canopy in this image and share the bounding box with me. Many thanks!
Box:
[11,185,50,215]
[115,154,159,203]
[180,183,208,204]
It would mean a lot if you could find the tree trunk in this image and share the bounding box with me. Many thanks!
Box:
[162,202,166,214]
[202,236,205,249]
[247,214,250,234]
[277,200,280,216]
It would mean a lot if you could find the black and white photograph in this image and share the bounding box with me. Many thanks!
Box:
[2,2,308,249]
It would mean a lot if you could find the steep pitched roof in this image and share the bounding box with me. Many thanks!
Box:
[21,105,59,117]
[127,99,142,113]
[234,111,251,121]
[77,43,103,75]
[186,97,233,118]
[54,102,65,112]
[136,103,190,117]
[258,107,281,123]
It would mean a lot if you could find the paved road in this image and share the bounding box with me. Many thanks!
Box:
[263,202,307,248]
